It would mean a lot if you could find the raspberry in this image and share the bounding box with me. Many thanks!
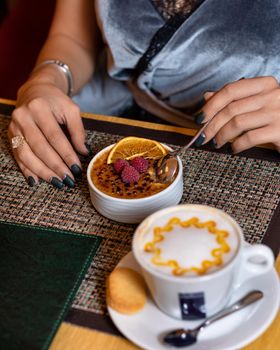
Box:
[121,165,140,184]
[113,158,129,173]
[130,157,149,173]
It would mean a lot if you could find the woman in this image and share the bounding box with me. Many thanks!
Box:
[8,0,280,189]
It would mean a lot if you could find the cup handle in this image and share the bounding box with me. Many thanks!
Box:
[234,244,274,289]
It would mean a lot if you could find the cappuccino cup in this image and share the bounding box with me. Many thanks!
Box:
[132,204,274,320]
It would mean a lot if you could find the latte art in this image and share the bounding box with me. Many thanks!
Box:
[138,208,240,277]
[144,217,231,276]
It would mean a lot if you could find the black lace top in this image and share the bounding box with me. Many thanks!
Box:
[151,0,202,20]
[135,0,205,76]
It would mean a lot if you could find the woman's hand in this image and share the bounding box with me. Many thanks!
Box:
[7,0,100,188]
[195,76,280,153]
[8,78,89,189]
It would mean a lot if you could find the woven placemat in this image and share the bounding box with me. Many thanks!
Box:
[1,114,280,317]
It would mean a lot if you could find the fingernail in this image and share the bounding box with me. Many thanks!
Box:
[50,177,64,190]
[71,164,82,178]
[63,175,75,188]
[27,176,36,187]
[195,111,205,125]
[210,138,217,149]
[203,90,214,97]
[85,143,93,156]
[195,133,206,147]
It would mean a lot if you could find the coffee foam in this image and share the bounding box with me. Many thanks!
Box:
[135,206,240,277]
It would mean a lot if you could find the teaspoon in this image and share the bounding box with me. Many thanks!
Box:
[156,119,212,183]
[163,290,263,348]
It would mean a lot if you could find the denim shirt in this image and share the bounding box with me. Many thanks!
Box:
[74,0,280,126]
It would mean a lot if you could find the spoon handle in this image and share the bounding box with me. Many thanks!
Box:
[198,290,263,331]
[176,119,212,157]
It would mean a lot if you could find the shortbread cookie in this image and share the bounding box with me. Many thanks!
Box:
[107,267,147,314]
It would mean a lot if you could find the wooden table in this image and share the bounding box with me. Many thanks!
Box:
[1,98,279,350]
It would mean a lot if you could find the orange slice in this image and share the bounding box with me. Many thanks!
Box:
[107,136,167,164]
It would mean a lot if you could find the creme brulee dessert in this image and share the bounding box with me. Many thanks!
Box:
[91,137,177,199]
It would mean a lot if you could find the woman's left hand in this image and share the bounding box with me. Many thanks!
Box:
[196,76,280,153]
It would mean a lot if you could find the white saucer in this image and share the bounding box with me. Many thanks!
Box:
[107,252,280,350]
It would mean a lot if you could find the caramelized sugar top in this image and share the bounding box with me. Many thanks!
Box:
[91,150,172,199]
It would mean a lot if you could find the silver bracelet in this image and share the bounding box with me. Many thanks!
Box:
[32,60,74,96]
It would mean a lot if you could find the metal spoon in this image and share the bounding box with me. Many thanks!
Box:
[156,119,212,183]
[163,290,263,348]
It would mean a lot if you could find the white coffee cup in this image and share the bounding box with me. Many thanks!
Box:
[132,204,274,320]
[87,144,183,224]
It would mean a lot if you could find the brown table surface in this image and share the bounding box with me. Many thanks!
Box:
[1,98,279,350]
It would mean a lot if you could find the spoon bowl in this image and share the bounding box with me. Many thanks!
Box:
[156,119,212,183]
[163,328,198,347]
[156,152,179,183]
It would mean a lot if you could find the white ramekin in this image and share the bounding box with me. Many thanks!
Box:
[87,144,183,223]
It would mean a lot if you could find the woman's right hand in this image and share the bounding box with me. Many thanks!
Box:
[8,77,89,189]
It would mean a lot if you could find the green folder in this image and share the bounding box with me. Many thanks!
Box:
[0,222,101,350]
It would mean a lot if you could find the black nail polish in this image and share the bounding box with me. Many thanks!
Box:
[195,111,205,125]
[71,164,82,178]
[50,177,64,190]
[85,143,93,156]
[195,133,206,147]
[63,175,75,188]
[210,138,217,149]
[27,176,36,187]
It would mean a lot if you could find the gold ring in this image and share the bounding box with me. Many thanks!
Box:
[11,135,26,149]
